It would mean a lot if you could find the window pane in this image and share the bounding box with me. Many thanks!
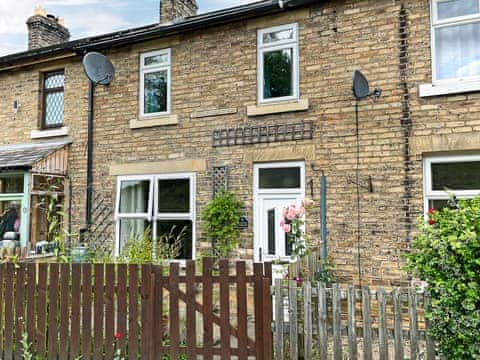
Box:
[263,28,294,44]
[267,209,275,255]
[435,22,480,80]
[44,91,64,126]
[158,179,190,213]
[263,48,293,99]
[144,70,168,114]
[0,200,22,243]
[44,73,64,89]
[428,199,452,211]
[156,220,192,259]
[119,180,150,214]
[259,167,301,189]
[0,175,24,194]
[437,0,479,20]
[118,219,151,252]
[431,161,480,190]
[144,53,169,66]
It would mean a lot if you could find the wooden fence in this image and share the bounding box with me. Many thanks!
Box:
[273,280,437,360]
[0,259,273,359]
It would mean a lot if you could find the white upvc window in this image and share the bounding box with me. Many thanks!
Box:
[257,23,299,104]
[431,0,480,83]
[424,154,480,213]
[140,49,171,117]
[115,173,195,259]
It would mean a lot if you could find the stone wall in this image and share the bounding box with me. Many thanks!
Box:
[1,0,479,285]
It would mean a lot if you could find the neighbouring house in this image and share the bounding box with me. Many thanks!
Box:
[0,0,478,285]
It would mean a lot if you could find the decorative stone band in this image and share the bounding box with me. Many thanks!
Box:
[109,159,207,176]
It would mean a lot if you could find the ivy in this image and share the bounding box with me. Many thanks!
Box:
[405,197,480,359]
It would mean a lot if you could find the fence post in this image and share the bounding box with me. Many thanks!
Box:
[288,280,298,360]
[274,279,284,360]
[303,282,312,358]
[362,286,373,360]
[332,284,342,360]
[254,263,265,360]
[377,287,388,360]
[317,283,328,360]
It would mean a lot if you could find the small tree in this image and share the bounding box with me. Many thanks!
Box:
[406,197,480,359]
[201,192,243,258]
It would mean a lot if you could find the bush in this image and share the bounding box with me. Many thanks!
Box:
[405,197,480,359]
[118,226,186,264]
[201,191,243,258]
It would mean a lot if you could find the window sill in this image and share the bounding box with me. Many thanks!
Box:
[30,126,69,139]
[247,98,309,116]
[130,115,178,129]
[419,80,480,97]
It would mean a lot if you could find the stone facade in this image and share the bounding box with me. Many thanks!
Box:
[0,0,478,285]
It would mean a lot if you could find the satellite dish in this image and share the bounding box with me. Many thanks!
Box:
[82,52,115,85]
[352,70,369,100]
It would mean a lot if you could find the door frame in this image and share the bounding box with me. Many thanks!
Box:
[253,161,305,262]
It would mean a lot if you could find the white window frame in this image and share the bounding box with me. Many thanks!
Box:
[139,49,171,118]
[257,23,299,104]
[115,173,196,259]
[253,161,305,262]
[424,154,480,214]
[430,0,480,84]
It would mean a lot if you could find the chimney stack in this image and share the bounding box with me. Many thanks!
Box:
[160,0,198,24]
[26,7,70,50]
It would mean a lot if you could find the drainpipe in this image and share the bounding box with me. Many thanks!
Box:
[320,172,327,259]
[86,79,95,228]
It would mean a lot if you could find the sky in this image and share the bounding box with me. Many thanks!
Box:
[0,0,257,56]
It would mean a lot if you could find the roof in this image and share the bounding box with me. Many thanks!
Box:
[0,0,317,70]
[0,140,71,170]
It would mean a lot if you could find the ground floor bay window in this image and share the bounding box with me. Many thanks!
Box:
[424,154,480,212]
[115,173,195,259]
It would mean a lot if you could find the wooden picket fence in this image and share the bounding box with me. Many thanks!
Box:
[273,281,437,360]
[0,259,273,359]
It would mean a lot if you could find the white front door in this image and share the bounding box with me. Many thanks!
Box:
[253,162,305,262]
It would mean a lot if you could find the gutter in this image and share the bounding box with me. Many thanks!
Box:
[0,0,317,71]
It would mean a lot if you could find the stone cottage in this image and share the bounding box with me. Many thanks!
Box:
[0,0,478,285]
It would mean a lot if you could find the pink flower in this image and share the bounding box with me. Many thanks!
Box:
[282,224,291,233]
[114,332,122,340]
[294,277,303,285]
[280,218,285,227]
[428,208,436,215]
[296,206,305,217]
[282,207,288,217]
[286,205,297,220]
[302,198,314,207]
[428,219,435,225]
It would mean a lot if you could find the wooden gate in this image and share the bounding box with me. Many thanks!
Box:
[146,258,273,359]
[0,258,273,359]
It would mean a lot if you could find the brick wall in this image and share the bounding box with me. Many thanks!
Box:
[1,0,478,285]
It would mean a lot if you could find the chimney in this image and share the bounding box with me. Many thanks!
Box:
[160,0,198,24]
[26,7,70,50]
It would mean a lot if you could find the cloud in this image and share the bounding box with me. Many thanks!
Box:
[0,0,258,56]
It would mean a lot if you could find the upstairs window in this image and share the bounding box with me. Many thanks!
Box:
[140,49,171,117]
[431,0,480,82]
[42,71,64,129]
[257,23,299,103]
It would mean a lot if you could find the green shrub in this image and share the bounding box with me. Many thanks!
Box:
[405,197,480,359]
[201,191,243,258]
[118,226,186,264]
